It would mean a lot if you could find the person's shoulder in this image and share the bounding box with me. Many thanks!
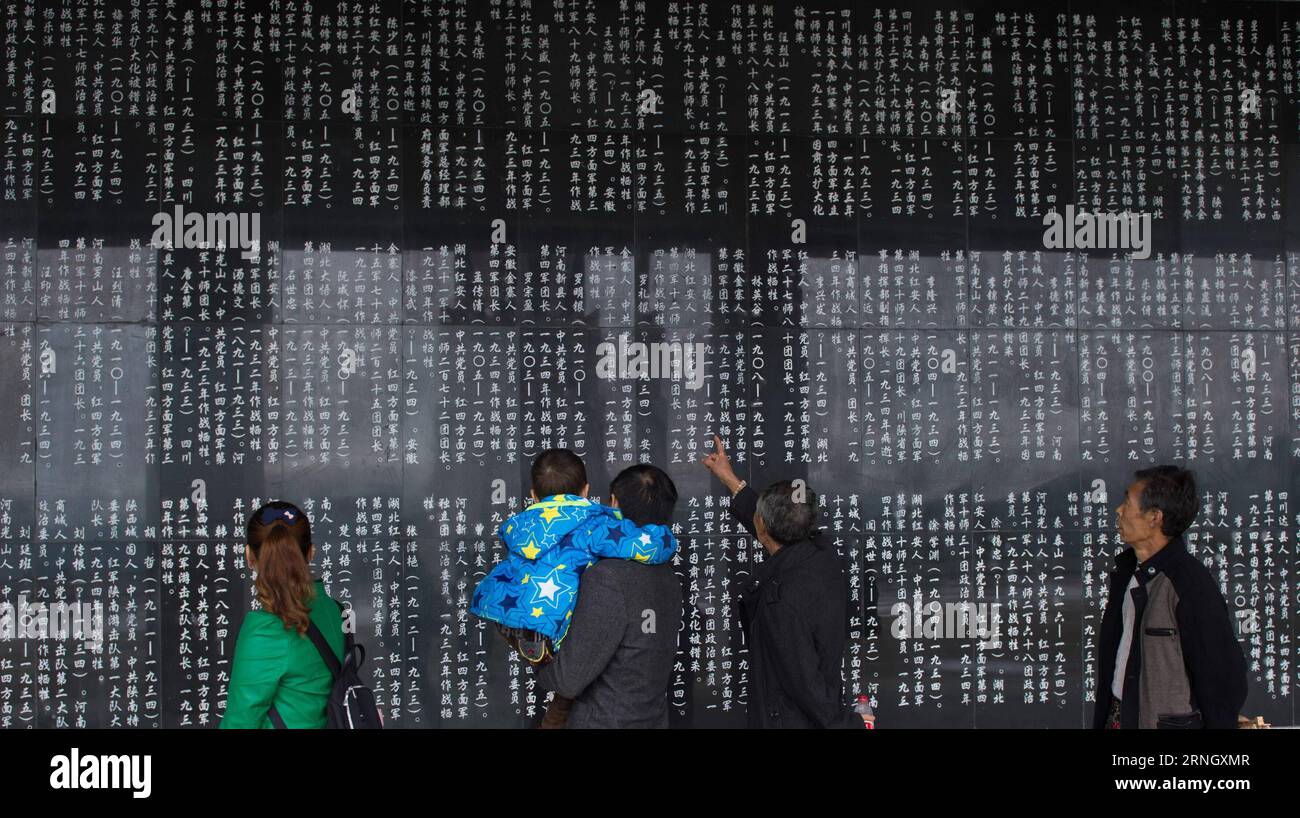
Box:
[502,506,536,529]
[583,556,676,584]
[243,609,282,628]
[311,589,342,617]
[775,543,847,596]
[1165,547,1225,602]
[584,561,680,613]
[583,558,632,581]
[1158,542,1227,611]
[787,541,846,575]
[236,609,287,646]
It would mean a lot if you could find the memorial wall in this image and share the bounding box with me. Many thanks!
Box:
[0,0,1296,728]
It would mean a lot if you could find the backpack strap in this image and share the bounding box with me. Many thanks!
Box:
[267,705,288,729]
[264,598,347,728]
[305,619,342,679]
[305,596,348,679]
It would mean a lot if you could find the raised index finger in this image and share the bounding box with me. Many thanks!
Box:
[712,434,726,457]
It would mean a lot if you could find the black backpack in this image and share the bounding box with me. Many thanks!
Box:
[268,602,384,729]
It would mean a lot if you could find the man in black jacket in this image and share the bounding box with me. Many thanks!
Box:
[1093,465,1248,729]
[702,435,865,729]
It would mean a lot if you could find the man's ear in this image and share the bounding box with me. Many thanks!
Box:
[1150,508,1164,535]
[529,489,538,502]
[753,513,767,540]
[579,483,589,499]
[244,545,256,569]
[609,492,620,509]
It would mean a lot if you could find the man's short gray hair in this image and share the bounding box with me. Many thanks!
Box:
[755,480,818,546]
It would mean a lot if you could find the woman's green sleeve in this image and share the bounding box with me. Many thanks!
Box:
[219,614,286,729]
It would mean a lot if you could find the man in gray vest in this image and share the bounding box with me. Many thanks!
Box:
[1093,465,1247,728]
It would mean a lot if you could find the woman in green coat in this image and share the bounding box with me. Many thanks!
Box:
[220,501,345,729]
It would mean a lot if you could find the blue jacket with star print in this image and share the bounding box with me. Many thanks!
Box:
[468,494,679,646]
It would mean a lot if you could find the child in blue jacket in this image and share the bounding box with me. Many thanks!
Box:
[469,449,678,663]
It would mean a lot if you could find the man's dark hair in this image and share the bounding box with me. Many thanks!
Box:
[1134,465,1199,538]
[755,479,819,546]
[609,464,678,526]
[531,449,587,498]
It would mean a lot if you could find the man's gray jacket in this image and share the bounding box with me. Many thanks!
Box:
[535,558,682,728]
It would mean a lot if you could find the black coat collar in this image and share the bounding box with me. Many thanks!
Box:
[1113,534,1187,586]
